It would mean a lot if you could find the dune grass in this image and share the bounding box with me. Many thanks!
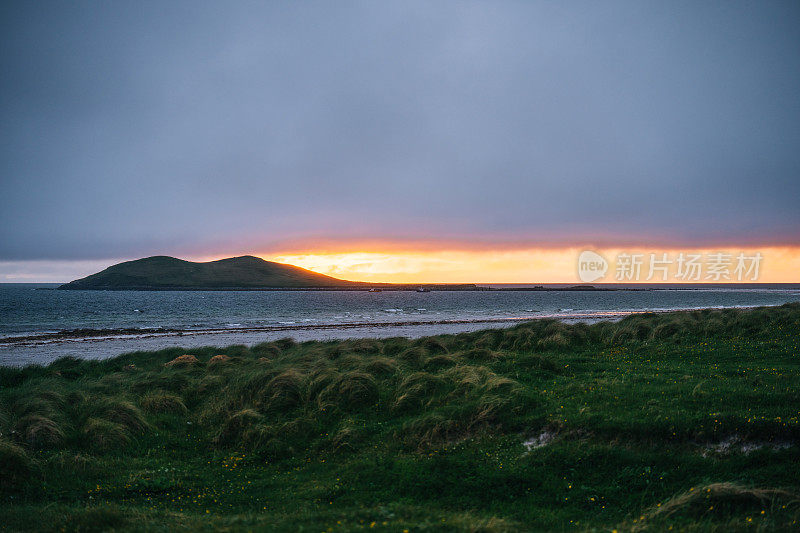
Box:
[1,304,799,531]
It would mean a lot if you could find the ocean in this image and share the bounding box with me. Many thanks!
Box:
[1,283,799,366]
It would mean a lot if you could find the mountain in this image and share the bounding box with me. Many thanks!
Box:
[57,255,364,290]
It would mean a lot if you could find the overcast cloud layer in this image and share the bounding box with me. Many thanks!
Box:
[2,1,799,261]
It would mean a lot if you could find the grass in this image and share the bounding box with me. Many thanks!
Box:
[1,304,799,531]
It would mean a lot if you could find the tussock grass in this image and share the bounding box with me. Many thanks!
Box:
[83,398,148,434]
[393,372,446,412]
[473,329,503,350]
[538,331,571,350]
[400,392,525,450]
[252,342,282,358]
[140,391,187,414]
[649,483,798,520]
[330,426,362,452]
[327,371,379,410]
[207,354,232,367]
[361,356,398,377]
[381,337,412,355]
[131,371,191,394]
[345,338,382,354]
[442,365,518,397]
[306,367,340,405]
[215,409,262,446]
[335,354,364,370]
[423,354,459,371]
[11,398,53,419]
[1,303,799,531]
[260,370,305,412]
[232,369,281,403]
[401,413,461,448]
[272,337,296,351]
[186,373,225,408]
[164,354,199,367]
[621,483,800,532]
[396,346,427,367]
[417,337,449,354]
[14,414,64,448]
[0,438,36,490]
[82,418,131,451]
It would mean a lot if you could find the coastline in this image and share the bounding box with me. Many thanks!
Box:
[2,303,799,531]
[0,305,767,347]
[3,282,799,367]
[0,304,779,368]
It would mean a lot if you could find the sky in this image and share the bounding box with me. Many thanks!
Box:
[1,1,799,282]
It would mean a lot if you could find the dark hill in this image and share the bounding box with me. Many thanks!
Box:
[57,255,364,290]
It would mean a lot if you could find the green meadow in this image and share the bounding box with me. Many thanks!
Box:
[1,304,799,532]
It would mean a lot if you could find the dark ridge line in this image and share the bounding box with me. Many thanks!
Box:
[52,285,621,292]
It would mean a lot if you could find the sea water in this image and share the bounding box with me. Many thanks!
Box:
[1,283,799,366]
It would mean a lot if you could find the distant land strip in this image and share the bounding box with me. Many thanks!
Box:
[55,254,627,291]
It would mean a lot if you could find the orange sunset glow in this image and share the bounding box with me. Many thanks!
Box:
[264,246,800,284]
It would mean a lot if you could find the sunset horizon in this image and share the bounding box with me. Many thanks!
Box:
[2,2,799,531]
[2,2,799,285]
[6,244,800,284]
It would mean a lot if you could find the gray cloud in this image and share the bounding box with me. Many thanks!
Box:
[2,1,799,261]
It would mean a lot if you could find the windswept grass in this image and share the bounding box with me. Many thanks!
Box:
[140,391,187,414]
[1,304,799,531]
[620,482,800,532]
[0,439,36,490]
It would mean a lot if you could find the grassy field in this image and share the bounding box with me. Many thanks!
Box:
[1,304,799,532]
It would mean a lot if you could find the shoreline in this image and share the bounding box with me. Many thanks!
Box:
[2,304,799,531]
[0,304,773,368]
[0,304,767,348]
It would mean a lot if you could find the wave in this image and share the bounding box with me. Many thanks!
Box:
[0,304,774,347]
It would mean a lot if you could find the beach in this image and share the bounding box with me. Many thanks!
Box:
[2,283,799,366]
